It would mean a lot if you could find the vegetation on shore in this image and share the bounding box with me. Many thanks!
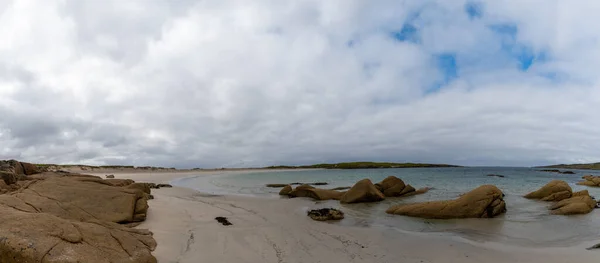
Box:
[35,164,177,170]
[266,162,461,169]
[34,161,460,171]
[536,162,600,170]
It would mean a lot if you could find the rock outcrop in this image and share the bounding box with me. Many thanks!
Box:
[550,194,597,215]
[524,180,598,215]
[307,208,344,221]
[524,180,572,201]
[340,179,385,203]
[0,163,157,262]
[577,175,600,187]
[1,176,150,223]
[386,185,506,219]
[0,203,156,263]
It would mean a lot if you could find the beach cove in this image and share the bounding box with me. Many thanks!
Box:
[93,168,600,263]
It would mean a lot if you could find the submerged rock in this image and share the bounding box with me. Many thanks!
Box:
[524,180,572,201]
[539,169,576,174]
[266,183,289,188]
[288,185,345,200]
[386,185,506,219]
[486,174,505,178]
[340,179,385,203]
[269,182,328,187]
[307,208,344,221]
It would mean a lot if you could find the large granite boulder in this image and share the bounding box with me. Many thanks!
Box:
[0,171,17,185]
[373,176,429,198]
[550,195,597,215]
[386,185,506,219]
[524,180,572,201]
[340,179,385,203]
[0,203,156,263]
[0,176,149,223]
[288,185,345,200]
[279,185,292,195]
[577,175,600,187]
[0,160,39,175]
[375,176,406,196]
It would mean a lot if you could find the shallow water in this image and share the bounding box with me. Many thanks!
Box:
[172,167,600,247]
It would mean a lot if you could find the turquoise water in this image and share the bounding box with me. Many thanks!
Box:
[172,167,600,247]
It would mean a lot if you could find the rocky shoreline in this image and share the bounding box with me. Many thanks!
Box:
[0,160,157,262]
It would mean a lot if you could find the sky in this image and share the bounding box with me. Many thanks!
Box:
[1,0,600,168]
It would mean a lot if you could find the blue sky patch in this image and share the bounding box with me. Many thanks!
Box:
[427,53,459,93]
[465,1,483,19]
[436,53,458,82]
[391,23,419,43]
[488,23,548,71]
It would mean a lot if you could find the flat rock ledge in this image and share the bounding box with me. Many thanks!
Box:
[386,185,506,219]
[0,160,157,263]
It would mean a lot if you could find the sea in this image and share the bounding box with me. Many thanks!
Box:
[171,167,600,247]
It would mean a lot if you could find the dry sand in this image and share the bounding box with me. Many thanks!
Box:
[87,170,599,263]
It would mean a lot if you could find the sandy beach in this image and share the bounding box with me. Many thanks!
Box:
[82,170,599,263]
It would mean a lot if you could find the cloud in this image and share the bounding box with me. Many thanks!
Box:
[0,0,599,168]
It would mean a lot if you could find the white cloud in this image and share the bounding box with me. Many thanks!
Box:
[0,0,599,168]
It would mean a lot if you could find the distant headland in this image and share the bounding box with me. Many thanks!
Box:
[265,162,461,169]
[535,162,600,170]
[34,161,462,172]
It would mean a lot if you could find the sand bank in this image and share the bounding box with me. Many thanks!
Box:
[104,171,598,263]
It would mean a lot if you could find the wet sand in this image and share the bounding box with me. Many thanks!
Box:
[93,170,599,263]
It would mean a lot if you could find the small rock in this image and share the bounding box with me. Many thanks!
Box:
[156,184,172,188]
[215,216,232,226]
[486,174,505,178]
[307,208,344,221]
[586,243,600,250]
[105,174,115,178]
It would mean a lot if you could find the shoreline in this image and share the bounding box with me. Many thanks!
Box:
[103,170,598,263]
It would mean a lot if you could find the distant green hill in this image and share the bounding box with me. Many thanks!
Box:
[266,162,461,169]
[535,162,600,170]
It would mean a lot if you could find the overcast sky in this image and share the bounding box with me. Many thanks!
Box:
[1,0,599,168]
